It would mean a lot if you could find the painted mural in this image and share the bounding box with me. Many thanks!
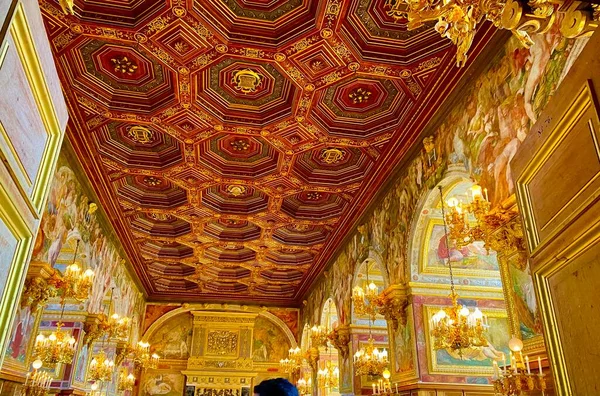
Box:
[302,27,587,383]
[148,313,192,360]
[142,370,185,396]
[5,305,39,367]
[30,150,144,319]
[143,304,179,335]
[507,255,542,339]
[268,309,300,342]
[252,316,290,362]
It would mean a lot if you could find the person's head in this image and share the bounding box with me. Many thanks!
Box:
[253,378,299,396]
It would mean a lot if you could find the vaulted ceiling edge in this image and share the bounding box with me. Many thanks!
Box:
[40,0,500,305]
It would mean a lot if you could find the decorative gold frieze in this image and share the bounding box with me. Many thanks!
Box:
[207,331,239,356]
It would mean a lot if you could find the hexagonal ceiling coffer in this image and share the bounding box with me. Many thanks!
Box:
[131,213,192,238]
[70,39,177,113]
[154,278,198,292]
[280,191,346,220]
[117,175,188,209]
[204,281,248,294]
[204,265,251,280]
[192,0,319,46]
[292,146,374,186]
[272,224,329,246]
[140,240,194,260]
[148,262,196,277]
[73,0,167,28]
[204,246,257,262]
[265,249,315,266]
[202,185,269,215]
[260,268,304,282]
[94,122,184,169]
[203,219,261,242]
[195,58,298,126]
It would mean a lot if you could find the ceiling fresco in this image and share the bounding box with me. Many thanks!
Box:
[39,0,496,305]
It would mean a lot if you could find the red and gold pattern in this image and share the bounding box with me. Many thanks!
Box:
[39,0,496,304]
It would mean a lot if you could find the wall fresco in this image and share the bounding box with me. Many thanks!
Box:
[252,316,291,362]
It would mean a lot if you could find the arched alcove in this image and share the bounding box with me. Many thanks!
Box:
[319,298,340,396]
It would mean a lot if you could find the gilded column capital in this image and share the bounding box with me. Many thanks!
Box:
[20,261,59,312]
[83,313,109,347]
[376,284,409,333]
[483,207,528,268]
[328,323,351,360]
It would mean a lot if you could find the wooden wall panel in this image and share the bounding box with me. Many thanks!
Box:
[512,32,600,396]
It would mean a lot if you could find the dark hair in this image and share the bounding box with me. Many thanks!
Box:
[254,378,299,396]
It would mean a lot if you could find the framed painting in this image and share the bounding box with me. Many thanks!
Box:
[424,306,510,376]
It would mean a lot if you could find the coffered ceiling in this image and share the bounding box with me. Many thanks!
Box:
[40,0,496,305]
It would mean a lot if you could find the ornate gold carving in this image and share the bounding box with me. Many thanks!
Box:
[348,87,372,104]
[226,185,246,197]
[128,125,155,144]
[328,324,351,360]
[483,208,528,269]
[376,284,409,333]
[230,139,250,151]
[559,1,600,39]
[320,148,346,164]
[207,330,239,355]
[83,313,109,347]
[111,56,138,75]
[187,357,253,370]
[232,69,263,94]
[143,176,162,186]
[306,192,322,200]
[20,262,58,312]
[149,212,172,221]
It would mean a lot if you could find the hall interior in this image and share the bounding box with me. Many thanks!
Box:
[0,0,599,395]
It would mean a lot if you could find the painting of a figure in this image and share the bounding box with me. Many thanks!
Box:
[428,222,499,272]
[393,307,416,377]
[6,305,37,366]
[429,308,510,374]
[0,218,18,308]
[148,313,192,359]
[73,344,89,384]
[142,371,185,396]
[252,316,290,362]
[509,257,542,339]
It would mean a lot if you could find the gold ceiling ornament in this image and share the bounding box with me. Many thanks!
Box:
[306,191,323,200]
[87,351,115,383]
[230,138,251,151]
[430,186,488,353]
[111,55,138,75]
[149,212,172,221]
[348,87,372,104]
[492,337,547,395]
[117,369,136,392]
[143,176,163,186]
[232,69,263,94]
[320,148,346,164]
[353,337,389,377]
[23,359,52,396]
[127,125,155,144]
[226,184,247,197]
[384,0,599,67]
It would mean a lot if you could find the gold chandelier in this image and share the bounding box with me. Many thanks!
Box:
[23,359,52,396]
[445,185,491,249]
[318,359,339,389]
[353,337,389,377]
[296,374,312,396]
[87,351,115,382]
[54,240,94,302]
[352,265,382,320]
[106,313,131,339]
[131,341,160,369]
[492,338,547,395]
[117,369,136,392]
[384,0,599,67]
[280,347,302,374]
[430,186,488,353]
[34,317,77,365]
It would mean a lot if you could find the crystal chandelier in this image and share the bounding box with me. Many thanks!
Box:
[117,369,136,392]
[87,351,115,382]
[430,186,488,353]
[352,265,382,320]
[383,0,599,67]
[353,336,389,376]
[317,360,339,389]
[34,316,77,365]
[23,359,52,396]
[492,338,547,395]
[57,240,94,302]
